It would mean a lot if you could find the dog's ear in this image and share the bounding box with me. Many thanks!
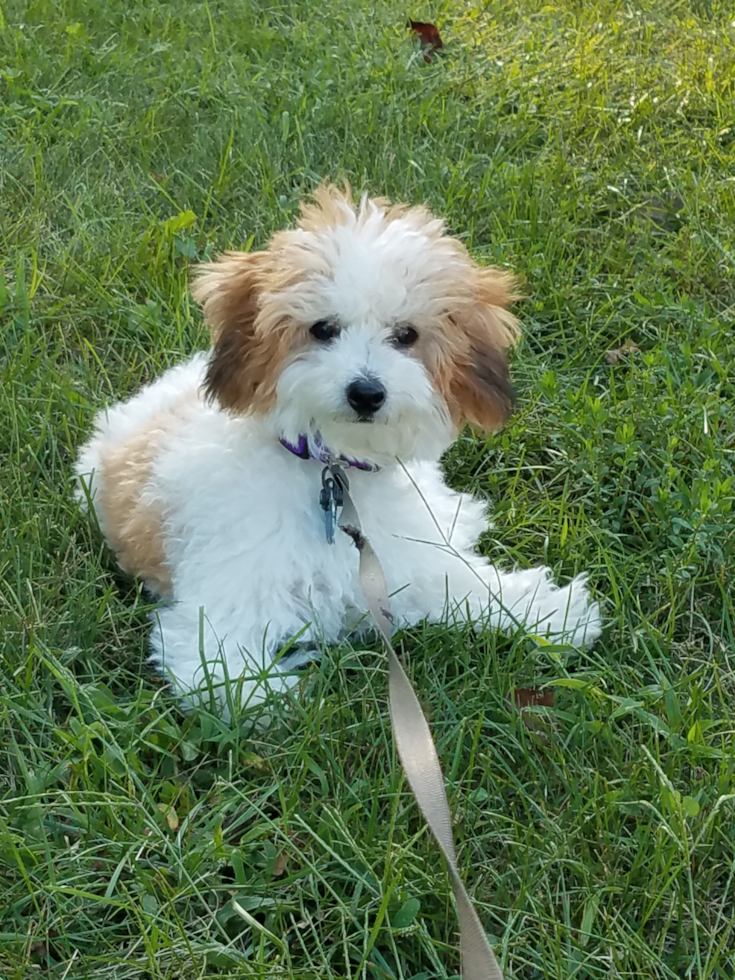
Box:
[192,251,274,413]
[445,267,520,432]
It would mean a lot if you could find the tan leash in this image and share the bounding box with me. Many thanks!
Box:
[325,460,504,980]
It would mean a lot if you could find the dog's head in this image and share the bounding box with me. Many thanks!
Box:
[192,185,520,464]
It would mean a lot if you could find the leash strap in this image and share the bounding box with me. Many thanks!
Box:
[330,462,504,980]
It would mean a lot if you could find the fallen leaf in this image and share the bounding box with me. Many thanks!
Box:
[157,802,179,831]
[272,850,289,877]
[407,19,444,62]
[514,687,555,709]
[605,339,641,365]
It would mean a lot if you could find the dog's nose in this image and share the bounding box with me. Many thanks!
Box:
[346,377,386,417]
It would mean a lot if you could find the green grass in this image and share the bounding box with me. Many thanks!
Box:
[2,0,735,976]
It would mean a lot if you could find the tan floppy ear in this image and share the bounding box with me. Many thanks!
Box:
[191,251,273,413]
[447,267,520,432]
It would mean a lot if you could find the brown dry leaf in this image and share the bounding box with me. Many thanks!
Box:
[605,339,641,365]
[272,850,289,878]
[407,19,444,63]
[514,687,555,709]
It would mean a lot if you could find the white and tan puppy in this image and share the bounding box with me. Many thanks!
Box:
[76,185,601,709]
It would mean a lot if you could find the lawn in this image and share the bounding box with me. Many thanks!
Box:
[2,0,735,977]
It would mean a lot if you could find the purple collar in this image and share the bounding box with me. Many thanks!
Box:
[279,434,379,472]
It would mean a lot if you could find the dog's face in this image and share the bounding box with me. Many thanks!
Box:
[193,186,519,463]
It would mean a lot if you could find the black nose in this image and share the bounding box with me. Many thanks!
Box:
[346,377,386,417]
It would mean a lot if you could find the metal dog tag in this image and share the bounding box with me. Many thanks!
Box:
[319,465,348,544]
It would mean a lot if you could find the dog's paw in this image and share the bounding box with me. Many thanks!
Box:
[523,572,602,649]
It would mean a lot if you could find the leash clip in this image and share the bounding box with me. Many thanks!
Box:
[320,463,348,544]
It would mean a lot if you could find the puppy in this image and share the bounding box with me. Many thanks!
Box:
[76,185,601,710]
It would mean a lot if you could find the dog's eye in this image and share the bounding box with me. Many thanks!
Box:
[392,325,419,348]
[310,320,340,342]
